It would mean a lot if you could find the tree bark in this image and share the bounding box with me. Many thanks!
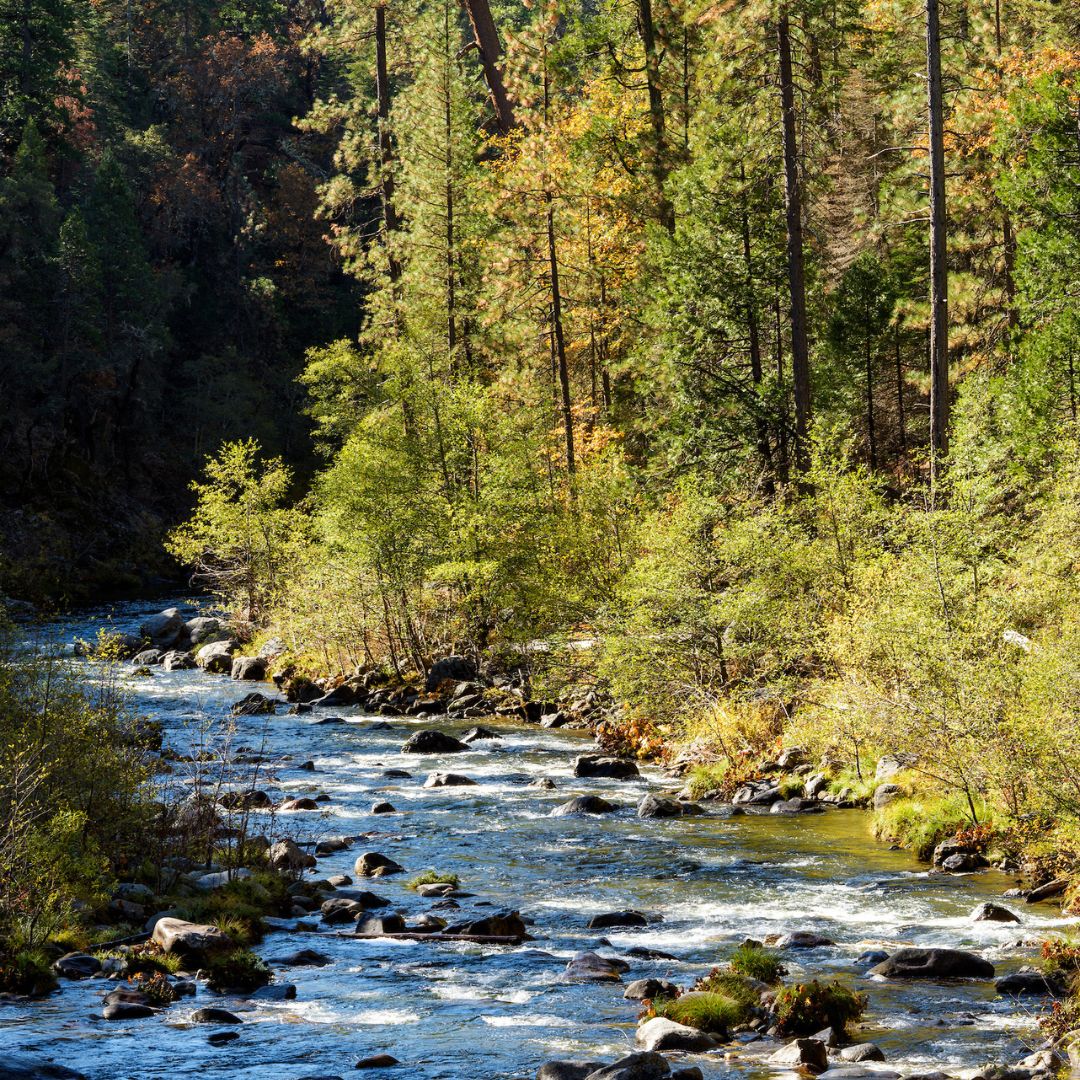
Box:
[636,0,674,231]
[374,4,401,281]
[460,0,516,136]
[777,9,812,476]
[926,0,950,468]
[547,195,574,474]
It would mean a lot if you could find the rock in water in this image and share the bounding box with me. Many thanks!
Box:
[636,795,684,818]
[636,1017,717,1052]
[583,1053,671,1080]
[971,902,1020,923]
[551,795,617,816]
[197,639,236,673]
[424,772,477,788]
[563,952,629,982]
[191,1008,242,1024]
[624,978,680,1001]
[588,910,649,929]
[0,1058,87,1079]
[769,1039,829,1073]
[355,1056,401,1070]
[574,755,640,779]
[231,656,267,681]
[537,1064,607,1080]
[151,917,234,962]
[268,838,316,871]
[355,852,404,877]
[401,730,469,754]
[869,947,994,979]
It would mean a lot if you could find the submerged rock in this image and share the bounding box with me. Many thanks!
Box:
[0,1057,88,1079]
[563,951,629,982]
[583,1052,671,1080]
[424,772,477,788]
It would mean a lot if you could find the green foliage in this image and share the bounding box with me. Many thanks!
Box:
[406,870,459,890]
[873,794,998,862]
[773,980,866,1036]
[653,990,752,1033]
[203,948,272,993]
[0,948,58,997]
[728,945,785,985]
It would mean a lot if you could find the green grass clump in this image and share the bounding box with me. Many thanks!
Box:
[774,979,865,1035]
[684,763,731,799]
[0,949,58,996]
[654,990,752,1033]
[872,793,995,861]
[406,870,459,890]
[729,944,785,984]
[203,948,272,993]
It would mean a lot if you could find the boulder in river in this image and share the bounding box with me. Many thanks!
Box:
[355,1057,401,1071]
[563,951,629,982]
[141,608,187,650]
[355,852,404,877]
[268,838,316,872]
[636,795,684,819]
[102,1002,156,1020]
[424,772,477,788]
[972,902,1020,923]
[270,948,332,967]
[232,692,276,715]
[371,801,396,814]
[401,730,469,754]
[52,953,101,979]
[151,917,234,962]
[186,616,225,645]
[636,1017,717,1052]
[231,656,267,681]
[574,755,640,780]
[426,655,476,690]
[588,910,649,929]
[769,1039,830,1073]
[132,649,163,666]
[839,1045,886,1063]
[771,797,825,814]
[196,639,237,673]
[161,650,197,671]
[191,1008,243,1024]
[0,1057,87,1079]
[445,911,527,937]
[356,913,407,935]
[537,1064,607,1080]
[775,931,836,948]
[551,795,617,817]
[624,978,680,1001]
[869,947,994,980]
[278,797,320,812]
[995,970,1065,996]
[462,726,500,743]
[583,1053,671,1079]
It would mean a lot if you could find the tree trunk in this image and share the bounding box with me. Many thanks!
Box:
[636,0,674,232]
[895,324,907,453]
[375,4,401,281]
[460,0,516,136]
[546,195,575,474]
[777,9,812,476]
[865,336,876,469]
[926,0,950,469]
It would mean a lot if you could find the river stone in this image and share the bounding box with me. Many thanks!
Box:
[133,649,163,666]
[355,1056,401,1070]
[670,1071,704,1080]
[941,852,988,872]
[574,755,640,780]
[191,1007,243,1024]
[839,1045,886,1063]
[637,795,684,819]
[637,1016,717,1052]
[1026,877,1068,903]
[462,726,500,742]
[0,1057,88,1079]
[315,837,350,855]
[995,970,1066,996]
[972,902,1020,923]
[320,898,367,923]
[771,797,825,814]
[356,913,407,935]
[194,868,253,890]
[426,655,476,690]
[152,917,234,961]
[775,931,836,948]
[624,978,680,1001]
[161,649,197,671]
[197,639,237,673]
[588,910,648,929]
[417,882,456,897]
[769,1038,829,1072]
[186,616,224,645]
[855,950,890,967]
[232,692,276,715]
[372,801,396,814]
[424,772,477,788]
[279,797,320,811]
[537,1064,607,1080]
[875,753,916,780]
[270,949,332,967]
[250,983,296,1000]
[563,951,629,982]
[102,1001,157,1020]
[869,947,994,979]
[401,730,469,754]
[52,952,101,979]
[220,788,272,810]
[583,1052,671,1080]
[552,795,617,817]
[732,782,782,805]
[269,838,316,872]
[141,608,187,649]
[445,911,526,937]
[231,655,267,681]
[355,852,404,877]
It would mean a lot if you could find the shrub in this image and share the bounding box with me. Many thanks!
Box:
[406,870,459,890]
[729,944,785,984]
[873,793,997,862]
[774,979,865,1035]
[203,948,272,992]
[0,949,58,996]
[131,971,177,1005]
[654,990,752,1032]
[1039,996,1080,1042]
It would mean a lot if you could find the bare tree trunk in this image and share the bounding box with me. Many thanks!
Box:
[895,324,907,453]
[777,9,812,476]
[375,4,401,282]
[547,195,574,475]
[636,0,674,232]
[926,0,950,469]
[460,0,516,136]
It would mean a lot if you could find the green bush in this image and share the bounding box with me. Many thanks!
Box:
[654,990,752,1032]
[729,944,785,984]
[0,949,58,996]
[774,979,865,1035]
[203,948,272,992]
[873,793,996,861]
[406,870,459,890]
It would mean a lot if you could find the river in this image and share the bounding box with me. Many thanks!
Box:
[0,599,1071,1079]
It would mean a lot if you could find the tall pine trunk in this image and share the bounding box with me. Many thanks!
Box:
[375,4,401,281]
[461,0,516,136]
[636,0,674,232]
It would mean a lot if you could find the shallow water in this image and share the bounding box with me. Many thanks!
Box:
[1,600,1072,1079]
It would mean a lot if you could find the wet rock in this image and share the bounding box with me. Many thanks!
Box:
[588,910,648,929]
[312,684,361,707]
[424,772,477,788]
[583,1052,671,1080]
[941,852,988,872]
[401,730,469,754]
[196,640,237,673]
[995,970,1065,996]
[231,692,276,715]
[320,899,368,924]
[162,650,197,671]
[537,1063,606,1080]
[1026,878,1068,903]
[268,838,316,872]
[769,1039,829,1073]
[152,917,234,962]
[869,947,994,979]
[563,951,629,982]
[314,715,346,725]
[208,1032,240,1046]
[220,789,273,810]
[624,978,680,1001]
[355,852,404,877]
[839,1045,886,1063]
[775,931,836,949]
[461,726,500,743]
[636,1016,717,1052]
[416,882,455,898]
[813,1027,842,1048]
[409,914,447,933]
[0,1056,88,1079]
[372,801,396,814]
[141,608,187,649]
[52,953,101,979]
[383,768,411,778]
[573,755,640,780]
[670,1070,704,1080]
[972,902,1020,923]
[804,773,830,798]
[279,797,320,811]
[530,777,557,789]
[191,1007,242,1024]
[133,649,163,666]
[771,797,825,814]
[445,911,526,937]
[551,795,617,816]
[354,1056,400,1070]
[426,655,476,690]
[231,656,267,681]
[299,760,316,771]
[356,913,407,935]
[314,837,350,855]
[625,946,680,961]
[102,1001,157,1020]
[636,795,684,819]
[732,782,782,805]
[269,949,332,967]
[250,983,296,1001]
[855,950,889,967]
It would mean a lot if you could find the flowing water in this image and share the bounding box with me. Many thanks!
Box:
[0,600,1072,1079]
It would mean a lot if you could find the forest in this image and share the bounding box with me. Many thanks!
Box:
[4,0,1080,1073]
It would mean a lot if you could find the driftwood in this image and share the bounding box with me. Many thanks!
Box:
[342,932,527,945]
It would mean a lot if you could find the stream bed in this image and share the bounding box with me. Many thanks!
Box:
[0,599,1072,1080]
